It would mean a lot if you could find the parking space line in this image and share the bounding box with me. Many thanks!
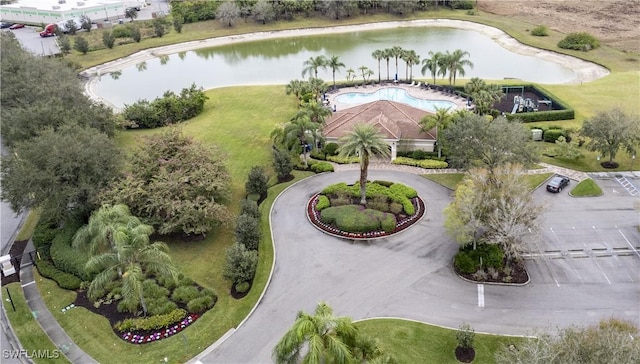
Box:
[617,225,640,259]
[477,284,484,307]
[543,227,562,286]
[590,226,612,284]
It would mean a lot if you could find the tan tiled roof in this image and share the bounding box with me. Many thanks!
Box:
[323,100,436,141]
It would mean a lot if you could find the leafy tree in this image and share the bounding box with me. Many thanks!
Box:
[85,219,177,315]
[554,136,584,160]
[464,77,503,115]
[421,51,446,84]
[0,124,121,223]
[419,106,453,158]
[253,0,275,24]
[273,146,294,181]
[322,0,356,20]
[173,14,184,33]
[79,15,92,32]
[240,199,261,219]
[125,7,138,22]
[100,128,232,236]
[456,323,475,350]
[73,36,90,54]
[64,19,78,35]
[443,49,474,85]
[442,114,537,171]
[130,25,141,42]
[58,35,71,54]
[236,214,261,250]
[153,17,170,37]
[245,166,269,198]
[443,178,486,248]
[580,108,640,166]
[338,123,390,205]
[327,55,345,89]
[495,318,640,364]
[273,302,358,364]
[371,49,385,82]
[223,242,258,284]
[302,55,328,79]
[73,204,145,255]
[216,1,240,27]
[102,31,115,49]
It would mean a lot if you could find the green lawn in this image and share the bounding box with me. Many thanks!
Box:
[570,178,603,197]
[356,318,526,364]
[423,172,553,191]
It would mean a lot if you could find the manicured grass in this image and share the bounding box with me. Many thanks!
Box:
[2,282,71,364]
[355,318,525,364]
[570,178,603,197]
[526,173,554,190]
[422,173,466,190]
[15,209,40,242]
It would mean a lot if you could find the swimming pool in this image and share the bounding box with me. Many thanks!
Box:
[334,87,457,112]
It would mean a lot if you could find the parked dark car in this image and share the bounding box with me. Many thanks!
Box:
[0,22,14,29]
[546,175,570,193]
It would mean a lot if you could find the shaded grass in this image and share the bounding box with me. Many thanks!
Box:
[570,178,603,197]
[355,318,525,364]
[15,209,40,242]
[526,173,554,191]
[2,282,70,364]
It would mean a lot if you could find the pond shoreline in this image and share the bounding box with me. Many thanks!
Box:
[82,19,609,110]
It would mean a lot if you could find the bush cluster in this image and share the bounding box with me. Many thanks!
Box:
[187,295,216,313]
[32,220,58,260]
[240,199,261,219]
[543,128,568,143]
[320,205,397,233]
[507,109,575,122]
[311,161,334,173]
[245,166,268,198]
[50,221,91,281]
[36,259,82,290]
[171,285,200,304]
[326,155,359,164]
[236,214,261,250]
[530,25,549,37]
[223,242,258,285]
[558,32,600,51]
[121,84,208,129]
[454,244,505,274]
[316,195,331,211]
[396,150,444,161]
[321,181,417,215]
[392,157,449,169]
[115,309,187,332]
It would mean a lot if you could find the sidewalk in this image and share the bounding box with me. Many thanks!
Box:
[19,240,98,364]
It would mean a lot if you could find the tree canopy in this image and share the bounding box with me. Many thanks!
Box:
[580,108,640,166]
[100,128,232,236]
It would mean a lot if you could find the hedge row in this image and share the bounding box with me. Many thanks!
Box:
[50,221,91,281]
[326,155,359,164]
[321,182,416,215]
[504,85,574,122]
[396,150,445,161]
[115,309,187,332]
[320,205,397,233]
[36,259,82,290]
[311,161,334,173]
[392,157,449,169]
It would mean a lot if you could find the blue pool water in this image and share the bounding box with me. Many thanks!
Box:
[335,87,457,112]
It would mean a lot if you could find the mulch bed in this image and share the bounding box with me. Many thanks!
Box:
[1,239,28,286]
[230,281,252,299]
[455,346,475,363]
[455,259,529,285]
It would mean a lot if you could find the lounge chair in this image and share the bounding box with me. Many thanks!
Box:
[409,81,415,86]
[415,82,422,88]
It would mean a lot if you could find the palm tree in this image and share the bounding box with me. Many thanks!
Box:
[307,77,328,99]
[273,302,358,364]
[285,79,306,106]
[284,114,319,168]
[419,106,453,158]
[302,55,328,79]
[383,48,392,81]
[326,55,345,90]
[85,220,177,315]
[371,49,385,82]
[72,204,145,255]
[338,123,390,205]
[345,68,356,85]
[298,100,332,125]
[390,45,404,81]
[445,49,474,85]
[358,65,373,86]
[402,49,420,82]
[421,51,445,85]
[464,77,504,115]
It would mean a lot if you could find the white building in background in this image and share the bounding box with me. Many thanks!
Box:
[0,0,146,25]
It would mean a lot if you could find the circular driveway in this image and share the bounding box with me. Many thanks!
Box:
[197,170,639,363]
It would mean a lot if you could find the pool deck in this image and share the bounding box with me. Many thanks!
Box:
[327,82,472,113]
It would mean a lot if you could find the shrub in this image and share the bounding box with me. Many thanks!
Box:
[543,128,565,143]
[389,183,418,199]
[326,155,359,164]
[187,296,215,313]
[171,286,200,304]
[558,32,600,51]
[115,309,187,332]
[235,281,250,293]
[240,199,260,219]
[457,244,505,272]
[380,214,397,233]
[35,259,82,290]
[245,166,268,197]
[272,147,293,180]
[323,142,340,156]
[223,242,258,284]
[236,214,261,250]
[102,31,115,49]
[320,205,396,233]
[311,161,334,173]
[389,202,403,215]
[32,220,58,259]
[367,195,390,213]
[142,279,170,300]
[146,299,177,316]
[50,220,91,281]
[450,0,474,9]
[372,180,394,187]
[316,195,331,211]
[454,252,476,274]
[111,26,133,38]
[530,25,549,36]
[456,323,475,349]
[392,157,449,169]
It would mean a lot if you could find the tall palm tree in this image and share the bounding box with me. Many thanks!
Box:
[338,123,390,205]
[326,55,345,90]
[464,77,504,115]
[285,79,306,106]
[371,49,385,82]
[307,77,328,99]
[383,48,392,81]
[345,68,356,85]
[72,204,145,255]
[358,65,373,85]
[421,51,444,85]
[85,220,177,315]
[302,55,328,79]
[298,101,332,125]
[402,49,420,82]
[419,106,453,158]
[273,302,358,364]
[284,114,319,168]
[445,49,474,85]
[390,45,404,81]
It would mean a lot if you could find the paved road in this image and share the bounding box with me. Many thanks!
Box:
[193,170,640,363]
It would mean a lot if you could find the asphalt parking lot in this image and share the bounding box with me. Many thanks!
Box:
[2,27,59,56]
